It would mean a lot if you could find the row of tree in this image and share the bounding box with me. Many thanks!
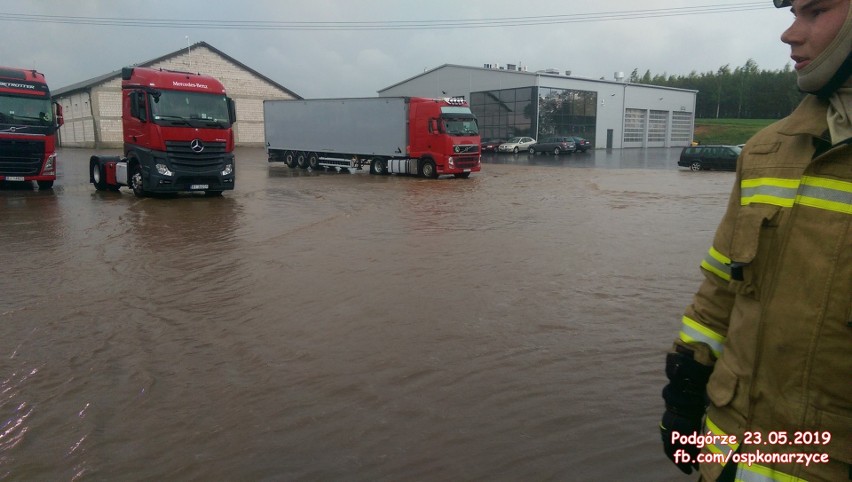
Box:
[627,59,804,119]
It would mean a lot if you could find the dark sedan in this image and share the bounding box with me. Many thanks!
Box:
[678,145,741,171]
[529,136,576,155]
[480,138,506,152]
[569,136,592,152]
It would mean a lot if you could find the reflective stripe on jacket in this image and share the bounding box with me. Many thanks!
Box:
[675,94,852,481]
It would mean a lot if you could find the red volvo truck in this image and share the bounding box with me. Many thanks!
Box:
[0,66,63,189]
[264,97,480,178]
[89,67,237,196]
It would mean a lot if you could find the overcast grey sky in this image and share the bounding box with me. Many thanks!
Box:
[1,0,794,98]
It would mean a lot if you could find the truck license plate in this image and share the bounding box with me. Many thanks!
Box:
[6,176,25,181]
[190,184,209,190]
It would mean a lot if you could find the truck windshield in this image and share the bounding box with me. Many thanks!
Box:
[442,117,479,136]
[150,91,231,128]
[0,94,54,127]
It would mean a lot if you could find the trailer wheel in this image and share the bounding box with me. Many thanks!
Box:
[130,163,146,197]
[296,152,309,169]
[421,160,437,179]
[308,153,321,170]
[91,160,108,191]
[284,151,297,168]
[370,158,386,175]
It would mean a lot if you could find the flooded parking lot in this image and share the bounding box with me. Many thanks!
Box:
[1,147,735,480]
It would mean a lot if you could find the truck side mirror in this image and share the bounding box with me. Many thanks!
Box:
[53,102,64,127]
[227,98,237,124]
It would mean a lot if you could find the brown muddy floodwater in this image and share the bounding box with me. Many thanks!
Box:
[1,147,734,481]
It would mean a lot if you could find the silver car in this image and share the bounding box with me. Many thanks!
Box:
[497,136,536,153]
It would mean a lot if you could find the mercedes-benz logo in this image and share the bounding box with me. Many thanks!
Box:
[190,139,204,153]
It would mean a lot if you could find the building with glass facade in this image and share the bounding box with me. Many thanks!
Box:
[378,64,697,150]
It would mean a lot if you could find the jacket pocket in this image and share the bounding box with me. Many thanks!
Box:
[707,357,738,407]
[816,409,852,463]
[727,204,783,298]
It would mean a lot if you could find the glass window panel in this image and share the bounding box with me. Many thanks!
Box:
[500,89,516,103]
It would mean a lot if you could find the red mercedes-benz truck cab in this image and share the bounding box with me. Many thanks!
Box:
[0,67,63,189]
[102,67,236,196]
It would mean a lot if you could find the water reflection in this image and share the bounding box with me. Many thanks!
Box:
[0,146,729,480]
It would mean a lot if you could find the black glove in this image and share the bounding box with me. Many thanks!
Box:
[660,350,712,475]
[660,406,703,474]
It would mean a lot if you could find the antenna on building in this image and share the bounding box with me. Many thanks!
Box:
[185,36,192,69]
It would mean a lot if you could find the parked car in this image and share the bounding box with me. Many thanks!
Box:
[678,145,742,171]
[530,136,577,155]
[569,136,592,152]
[480,138,506,152]
[498,136,536,153]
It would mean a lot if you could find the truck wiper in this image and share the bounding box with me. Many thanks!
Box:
[11,114,45,121]
[155,115,190,125]
[198,118,228,128]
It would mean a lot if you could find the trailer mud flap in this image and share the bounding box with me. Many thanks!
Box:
[388,159,417,175]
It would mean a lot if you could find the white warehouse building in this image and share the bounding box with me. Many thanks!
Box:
[379,64,698,149]
[52,41,300,148]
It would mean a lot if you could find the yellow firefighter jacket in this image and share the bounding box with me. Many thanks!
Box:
[675,94,851,481]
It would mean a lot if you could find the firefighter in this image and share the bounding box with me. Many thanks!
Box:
[660,0,851,480]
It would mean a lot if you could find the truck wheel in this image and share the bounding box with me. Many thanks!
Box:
[370,159,386,175]
[37,180,54,190]
[421,160,437,179]
[296,152,309,169]
[284,151,297,168]
[130,164,146,197]
[308,153,321,170]
[91,160,108,191]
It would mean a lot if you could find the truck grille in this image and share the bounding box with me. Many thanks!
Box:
[0,139,44,176]
[455,156,479,169]
[165,141,228,173]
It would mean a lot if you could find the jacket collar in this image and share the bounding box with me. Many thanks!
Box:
[776,95,830,140]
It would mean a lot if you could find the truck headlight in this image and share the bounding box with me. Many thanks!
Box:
[448,157,455,167]
[155,163,174,176]
[222,163,233,176]
[43,154,56,175]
